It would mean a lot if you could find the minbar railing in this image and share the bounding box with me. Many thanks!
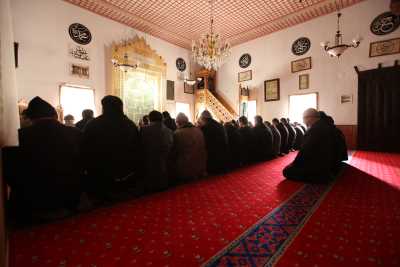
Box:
[201,89,237,123]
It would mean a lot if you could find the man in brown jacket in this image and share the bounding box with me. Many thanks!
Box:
[170,113,207,183]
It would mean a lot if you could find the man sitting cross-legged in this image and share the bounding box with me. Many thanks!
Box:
[283,108,335,183]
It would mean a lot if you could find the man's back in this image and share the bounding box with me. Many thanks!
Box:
[276,123,289,153]
[238,126,255,164]
[270,125,281,156]
[140,122,173,191]
[294,119,334,175]
[18,119,82,210]
[173,125,206,180]
[286,123,297,150]
[201,119,228,174]
[252,124,273,161]
[83,114,140,180]
[294,126,305,150]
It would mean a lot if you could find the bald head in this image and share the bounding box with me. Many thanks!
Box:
[303,108,320,128]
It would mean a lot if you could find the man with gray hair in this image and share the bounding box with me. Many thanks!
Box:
[283,108,335,183]
[170,113,207,182]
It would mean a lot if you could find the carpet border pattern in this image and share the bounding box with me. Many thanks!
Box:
[203,182,334,267]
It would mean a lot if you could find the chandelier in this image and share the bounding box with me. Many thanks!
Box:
[191,0,230,71]
[111,40,138,72]
[320,11,361,58]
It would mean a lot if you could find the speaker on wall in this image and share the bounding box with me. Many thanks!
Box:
[14,42,19,68]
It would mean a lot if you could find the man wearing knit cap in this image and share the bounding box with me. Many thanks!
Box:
[14,97,82,222]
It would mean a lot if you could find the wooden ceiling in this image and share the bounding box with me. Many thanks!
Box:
[64,0,365,48]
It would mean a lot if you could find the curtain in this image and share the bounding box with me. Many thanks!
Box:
[358,66,400,152]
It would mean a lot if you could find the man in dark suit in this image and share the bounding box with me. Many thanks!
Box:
[293,123,305,150]
[75,109,94,131]
[273,118,289,154]
[253,115,274,161]
[319,111,348,173]
[238,116,255,165]
[198,110,228,174]
[162,111,177,132]
[82,96,140,200]
[265,121,281,157]
[141,110,173,192]
[283,108,335,183]
[15,97,82,221]
[224,121,242,169]
[282,118,296,151]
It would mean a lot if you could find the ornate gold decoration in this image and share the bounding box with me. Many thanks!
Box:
[108,35,167,97]
[194,69,237,122]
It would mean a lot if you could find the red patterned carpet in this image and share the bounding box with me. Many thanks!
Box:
[10,153,301,267]
[9,151,400,267]
[275,151,400,267]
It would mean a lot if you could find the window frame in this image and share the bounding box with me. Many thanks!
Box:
[59,83,96,121]
[288,92,319,122]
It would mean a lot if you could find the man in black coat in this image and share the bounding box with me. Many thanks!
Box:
[238,116,255,164]
[224,121,242,169]
[82,96,141,200]
[253,116,274,161]
[273,118,289,154]
[15,97,82,221]
[199,110,228,174]
[293,123,305,150]
[319,111,348,173]
[162,111,177,132]
[75,109,94,131]
[140,110,173,192]
[282,118,296,151]
[265,121,281,157]
[283,108,335,183]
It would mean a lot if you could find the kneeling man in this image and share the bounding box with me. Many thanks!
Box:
[283,108,334,183]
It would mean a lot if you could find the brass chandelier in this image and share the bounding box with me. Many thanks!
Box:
[191,0,230,70]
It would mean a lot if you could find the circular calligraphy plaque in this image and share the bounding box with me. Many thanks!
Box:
[68,23,92,45]
[176,58,186,72]
[239,53,252,68]
[370,12,400,35]
[292,37,311,56]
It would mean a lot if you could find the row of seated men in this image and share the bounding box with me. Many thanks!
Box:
[4,95,346,224]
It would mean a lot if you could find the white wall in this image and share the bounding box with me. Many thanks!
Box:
[217,0,400,125]
[11,0,194,120]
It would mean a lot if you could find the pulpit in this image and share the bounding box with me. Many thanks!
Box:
[194,69,216,120]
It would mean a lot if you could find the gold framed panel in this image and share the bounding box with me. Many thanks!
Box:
[369,38,400,57]
[291,57,312,73]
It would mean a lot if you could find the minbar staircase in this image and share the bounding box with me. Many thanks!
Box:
[194,69,238,123]
[195,89,238,122]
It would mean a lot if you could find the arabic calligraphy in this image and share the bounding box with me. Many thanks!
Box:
[369,38,400,57]
[292,37,311,56]
[68,23,92,45]
[239,54,251,68]
[370,12,400,35]
[71,64,89,79]
[69,45,90,61]
[176,58,186,72]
